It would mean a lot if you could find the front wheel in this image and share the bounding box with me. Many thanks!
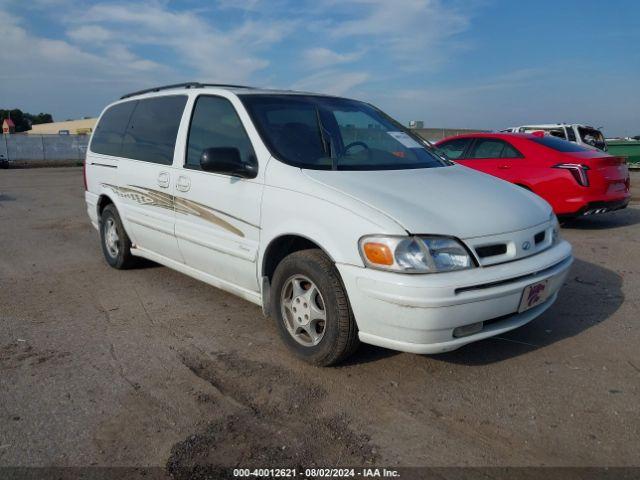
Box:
[271,249,359,366]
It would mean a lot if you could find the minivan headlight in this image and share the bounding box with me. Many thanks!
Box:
[359,235,475,273]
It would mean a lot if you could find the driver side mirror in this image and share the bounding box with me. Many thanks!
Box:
[200,147,257,179]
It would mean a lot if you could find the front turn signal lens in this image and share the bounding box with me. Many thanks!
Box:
[362,242,394,266]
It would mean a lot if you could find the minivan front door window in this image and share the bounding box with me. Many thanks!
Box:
[186,95,256,170]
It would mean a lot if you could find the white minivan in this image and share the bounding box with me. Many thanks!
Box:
[85,83,573,366]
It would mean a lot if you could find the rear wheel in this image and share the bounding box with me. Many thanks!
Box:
[271,249,359,366]
[99,204,138,269]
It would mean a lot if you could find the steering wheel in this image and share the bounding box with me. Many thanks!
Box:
[343,141,372,158]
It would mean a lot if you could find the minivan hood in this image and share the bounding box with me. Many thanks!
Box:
[303,165,552,239]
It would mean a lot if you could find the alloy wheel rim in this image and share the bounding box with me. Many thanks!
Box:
[280,274,327,347]
[104,217,120,258]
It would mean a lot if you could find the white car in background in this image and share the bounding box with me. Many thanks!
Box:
[502,123,607,151]
[84,83,573,366]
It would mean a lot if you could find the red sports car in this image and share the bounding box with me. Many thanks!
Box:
[435,133,631,217]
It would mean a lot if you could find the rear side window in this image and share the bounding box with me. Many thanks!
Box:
[522,127,566,139]
[468,139,522,159]
[501,143,522,158]
[578,127,606,150]
[548,129,566,139]
[438,138,472,159]
[121,96,187,165]
[90,102,136,156]
[185,96,256,170]
[530,136,592,152]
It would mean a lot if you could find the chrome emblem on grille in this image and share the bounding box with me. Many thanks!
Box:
[522,241,532,251]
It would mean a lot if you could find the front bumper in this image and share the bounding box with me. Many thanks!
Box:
[337,240,573,354]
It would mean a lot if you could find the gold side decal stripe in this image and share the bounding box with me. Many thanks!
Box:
[101,183,247,238]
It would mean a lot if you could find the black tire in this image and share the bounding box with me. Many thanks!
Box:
[271,249,359,366]
[99,204,138,269]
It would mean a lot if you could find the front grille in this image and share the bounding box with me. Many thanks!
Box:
[483,312,516,328]
[534,231,545,244]
[454,257,571,295]
[475,244,507,258]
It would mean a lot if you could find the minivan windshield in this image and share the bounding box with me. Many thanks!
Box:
[240,94,449,170]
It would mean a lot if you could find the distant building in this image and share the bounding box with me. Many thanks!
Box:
[408,120,424,129]
[2,118,15,134]
[28,118,97,135]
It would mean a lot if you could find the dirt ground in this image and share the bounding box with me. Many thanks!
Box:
[1,168,639,474]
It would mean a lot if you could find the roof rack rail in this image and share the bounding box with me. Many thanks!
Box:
[120,82,254,99]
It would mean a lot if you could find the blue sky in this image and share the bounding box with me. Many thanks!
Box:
[1,0,638,136]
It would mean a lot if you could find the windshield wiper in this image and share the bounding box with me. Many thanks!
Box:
[315,108,337,170]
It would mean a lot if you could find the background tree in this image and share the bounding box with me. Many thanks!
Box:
[28,113,54,125]
[1,109,54,132]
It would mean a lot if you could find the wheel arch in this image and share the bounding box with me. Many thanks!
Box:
[515,182,533,192]
[261,234,336,282]
[96,193,116,218]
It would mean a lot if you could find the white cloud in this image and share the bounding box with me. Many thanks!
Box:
[0,6,168,119]
[302,47,363,69]
[326,0,470,64]
[0,0,475,118]
[67,25,113,43]
[290,0,473,96]
[70,3,292,82]
[0,7,163,81]
[216,0,264,11]
[292,70,371,96]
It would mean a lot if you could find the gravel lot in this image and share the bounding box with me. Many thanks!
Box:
[1,168,639,473]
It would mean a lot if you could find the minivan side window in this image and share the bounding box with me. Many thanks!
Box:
[186,96,255,170]
[90,101,137,157]
[468,139,522,159]
[121,96,187,165]
[438,138,472,159]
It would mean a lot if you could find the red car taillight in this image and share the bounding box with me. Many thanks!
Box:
[553,163,590,187]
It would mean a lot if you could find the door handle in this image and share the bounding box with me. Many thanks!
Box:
[498,164,511,170]
[176,175,191,192]
[157,171,170,188]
